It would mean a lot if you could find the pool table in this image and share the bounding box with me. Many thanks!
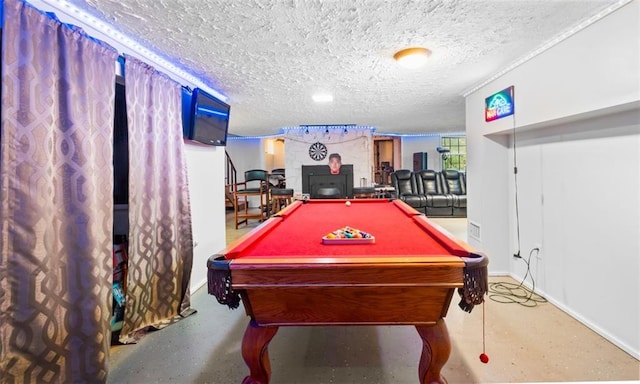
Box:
[208,199,488,384]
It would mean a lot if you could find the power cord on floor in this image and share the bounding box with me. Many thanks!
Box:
[489,247,547,307]
[502,105,545,307]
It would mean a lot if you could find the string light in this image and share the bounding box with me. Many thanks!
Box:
[227,127,466,139]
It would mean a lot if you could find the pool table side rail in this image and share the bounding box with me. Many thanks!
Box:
[412,215,478,258]
[223,216,283,259]
[271,198,304,218]
[228,259,466,287]
[277,199,421,218]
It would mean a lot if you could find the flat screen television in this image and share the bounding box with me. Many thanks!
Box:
[183,87,230,146]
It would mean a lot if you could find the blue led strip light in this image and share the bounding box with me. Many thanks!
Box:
[29,0,227,102]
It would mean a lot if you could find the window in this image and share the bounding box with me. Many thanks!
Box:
[441,136,466,171]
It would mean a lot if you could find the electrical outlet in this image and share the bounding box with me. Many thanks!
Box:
[534,243,542,259]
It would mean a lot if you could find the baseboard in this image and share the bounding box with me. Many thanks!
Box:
[190,277,207,296]
[507,272,639,360]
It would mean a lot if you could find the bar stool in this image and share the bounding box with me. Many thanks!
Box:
[271,188,294,214]
[352,187,376,198]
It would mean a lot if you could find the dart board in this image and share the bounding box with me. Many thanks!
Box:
[308,142,328,161]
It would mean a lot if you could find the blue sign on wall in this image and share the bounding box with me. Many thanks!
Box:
[485,86,514,122]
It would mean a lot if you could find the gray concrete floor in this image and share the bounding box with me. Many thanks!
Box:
[107,214,639,384]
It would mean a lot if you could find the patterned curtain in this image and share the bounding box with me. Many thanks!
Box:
[120,55,195,342]
[0,0,118,382]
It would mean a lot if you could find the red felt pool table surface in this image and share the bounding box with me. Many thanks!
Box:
[225,199,471,261]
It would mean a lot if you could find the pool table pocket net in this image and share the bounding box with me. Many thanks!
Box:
[208,256,241,309]
[458,255,489,313]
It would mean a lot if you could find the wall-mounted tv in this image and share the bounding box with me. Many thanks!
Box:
[183,87,230,146]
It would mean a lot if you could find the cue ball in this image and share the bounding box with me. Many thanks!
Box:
[345,201,351,206]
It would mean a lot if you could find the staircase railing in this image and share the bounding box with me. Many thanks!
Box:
[225,151,238,208]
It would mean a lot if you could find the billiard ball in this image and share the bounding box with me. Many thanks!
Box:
[345,201,351,206]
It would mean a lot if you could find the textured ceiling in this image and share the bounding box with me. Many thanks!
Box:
[66,0,621,136]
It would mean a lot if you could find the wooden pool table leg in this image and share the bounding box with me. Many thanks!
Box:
[241,321,279,384]
[416,319,451,384]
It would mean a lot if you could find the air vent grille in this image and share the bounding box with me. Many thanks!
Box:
[469,221,481,240]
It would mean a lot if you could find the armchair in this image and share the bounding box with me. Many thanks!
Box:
[442,169,467,217]
[390,169,425,210]
[415,170,453,216]
[269,168,286,188]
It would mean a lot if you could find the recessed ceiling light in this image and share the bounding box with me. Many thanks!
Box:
[312,93,333,103]
[393,47,432,69]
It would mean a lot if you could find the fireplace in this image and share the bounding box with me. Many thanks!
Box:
[302,165,354,198]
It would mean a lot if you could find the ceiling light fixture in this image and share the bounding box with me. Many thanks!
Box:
[312,93,333,103]
[393,47,432,69]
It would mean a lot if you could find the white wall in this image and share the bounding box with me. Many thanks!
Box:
[184,143,227,293]
[282,127,374,194]
[465,126,512,274]
[228,134,467,194]
[466,1,640,358]
[264,138,285,171]
[226,138,265,174]
[401,135,446,171]
[225,138,266,207]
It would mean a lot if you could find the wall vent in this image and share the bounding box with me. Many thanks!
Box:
[469,221,481,240]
